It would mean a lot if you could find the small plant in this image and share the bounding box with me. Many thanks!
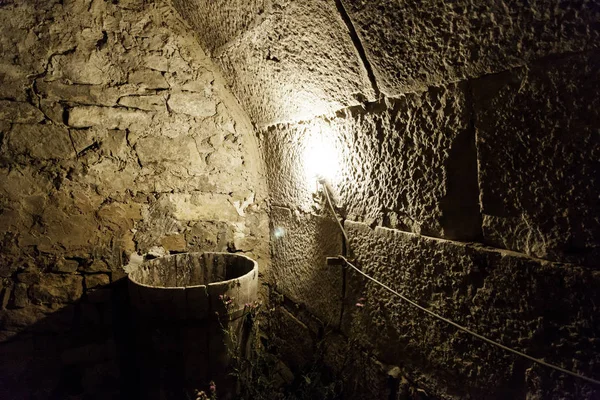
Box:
[210,293,347,399]
[217,294,279,399]
[192,381,217,400]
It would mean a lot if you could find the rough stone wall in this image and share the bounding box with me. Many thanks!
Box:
[0,0,268,397]
[173,0,600,399]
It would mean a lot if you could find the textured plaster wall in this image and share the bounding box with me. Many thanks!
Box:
[173,0,600,399]
[0,0,268,397]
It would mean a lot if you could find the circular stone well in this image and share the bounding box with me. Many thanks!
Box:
[127,252,258,400]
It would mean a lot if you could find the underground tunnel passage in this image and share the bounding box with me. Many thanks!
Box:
[0,0,599,399]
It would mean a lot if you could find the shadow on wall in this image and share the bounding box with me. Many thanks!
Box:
[0,278,136,400]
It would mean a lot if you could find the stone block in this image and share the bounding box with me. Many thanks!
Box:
[0,63,31,101]
[118,94,167,111]
[184,221,222,251]
[85,274,110,290]
[39,99,64,124]
[270,206,343,327]
[158,192,240,222]
[146,114,198,140]
[97,202,143,234]
[474,53,600,266]
[0,100,44,123]
[69,127,104,155]
[205,147,244,171]
[135,135,205,172]
[40,209,102,251]
[100,129,129,160]
[111,266,130,286]
[167,92,217,118]
[82,259,111,273]
[181,71,215,93]
[144,54,169,72]
[67,105,153,129]
[263,84,481,240]
[30,274,84,305]
[37,81,134,107]
[128,69,169,89]
[160,234,188,253]
[133,211,185,254]
[342,0,600,95]
[7,123,73,160]
[82,159,139,197]
[216,0,375,125]
[52,259,80,274]
[0,165,53,202]
[16,271,41,285]
[117,0,145,10]
[13,283,29,308]
[342,221,600,398]
[49,51,126,85]
[1,282,12,310]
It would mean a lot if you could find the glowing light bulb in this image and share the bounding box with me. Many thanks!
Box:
[273,226,286,239]
[302,125,340,188]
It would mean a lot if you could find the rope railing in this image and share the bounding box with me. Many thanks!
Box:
[320,183,600,386]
